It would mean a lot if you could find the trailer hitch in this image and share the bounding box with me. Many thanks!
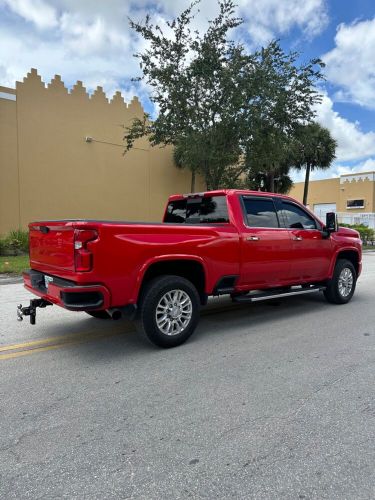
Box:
[17,299,52,325]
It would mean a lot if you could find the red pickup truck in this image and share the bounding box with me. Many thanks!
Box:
[18,190,362,347]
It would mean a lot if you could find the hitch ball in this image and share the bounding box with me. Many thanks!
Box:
[16,299,52,325]
[17,304,24,322]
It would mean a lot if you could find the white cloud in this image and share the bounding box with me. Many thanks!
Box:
[0,1,141,99]
[60,13,129,57]
[292,158,375,182]
[323,18,375,109]
[315,93,375,162]
[333,158,375,177]
[0,0,330,97]
[237,0,328,44]
[2,0,58,29]
[291,93,375,182]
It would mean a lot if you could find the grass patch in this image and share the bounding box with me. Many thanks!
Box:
[0,255,29,275]
[363,245,375,251]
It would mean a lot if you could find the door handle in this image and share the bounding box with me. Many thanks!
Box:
[293,236,303,241]
[246,236,260,241]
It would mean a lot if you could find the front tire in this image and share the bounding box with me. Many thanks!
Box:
[139,275,200,348]
[324,259,357,304]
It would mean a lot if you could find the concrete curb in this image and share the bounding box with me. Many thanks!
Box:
[0,276,23,285]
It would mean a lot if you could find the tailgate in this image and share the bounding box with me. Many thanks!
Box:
[29,222,75,271]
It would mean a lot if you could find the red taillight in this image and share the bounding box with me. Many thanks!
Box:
[74,229,98,272]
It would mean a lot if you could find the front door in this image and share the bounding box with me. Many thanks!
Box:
[275,199,332,282]
[238,196,293,288]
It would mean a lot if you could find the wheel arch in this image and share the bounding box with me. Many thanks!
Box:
[135,256,207,305]
[330,249,360,277]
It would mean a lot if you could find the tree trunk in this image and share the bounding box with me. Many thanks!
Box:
[190,170,196,192]
[303,163,311,206]
[204,161,214,191]
[269,171,275,193]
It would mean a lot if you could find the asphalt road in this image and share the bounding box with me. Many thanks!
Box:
[1,254,374,499]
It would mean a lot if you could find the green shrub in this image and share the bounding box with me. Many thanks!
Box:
[0,237,6,256]
[0,229,29,255]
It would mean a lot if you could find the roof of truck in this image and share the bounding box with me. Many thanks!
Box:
[168,189,293,200]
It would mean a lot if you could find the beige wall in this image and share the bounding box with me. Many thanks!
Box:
[289,172,375,213]
[290,178,339,207]
[339,173,374,212]
[0,69,203,235]
[0,86,20,233]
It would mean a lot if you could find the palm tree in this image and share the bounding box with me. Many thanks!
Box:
[292,123,337,205]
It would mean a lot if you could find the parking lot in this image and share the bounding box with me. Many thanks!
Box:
[1,253,374,499]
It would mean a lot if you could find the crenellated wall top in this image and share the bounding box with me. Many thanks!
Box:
[9,68,145,114]
[340,172,375,184]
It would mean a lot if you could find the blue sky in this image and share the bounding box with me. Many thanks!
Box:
[0,0,374,181]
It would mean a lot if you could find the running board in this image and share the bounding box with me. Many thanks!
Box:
[232,285,326,303]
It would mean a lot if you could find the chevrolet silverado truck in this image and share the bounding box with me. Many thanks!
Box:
[17,190,362,348]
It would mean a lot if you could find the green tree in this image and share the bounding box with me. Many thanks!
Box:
[125,0,247,190]
[244,126,293,193]
[243,42,324,193]
[291,123,337,205]
[173,125,242,191]
[124,1,325,191]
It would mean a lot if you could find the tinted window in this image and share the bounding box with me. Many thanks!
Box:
[165,199,186,223]
[164,196,229,223]
[242,198,279,228]
[280,202,317,229]
[347,199,364,208]
[198,196,229,223]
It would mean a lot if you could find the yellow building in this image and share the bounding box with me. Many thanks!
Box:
[289,171,375,228]
[0,69,203,235]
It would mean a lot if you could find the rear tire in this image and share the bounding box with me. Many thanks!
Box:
[86,311,111,319]
[324,259,356,304]
[139,275,200,348]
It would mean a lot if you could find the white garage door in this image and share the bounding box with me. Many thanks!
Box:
[313,203,336,220]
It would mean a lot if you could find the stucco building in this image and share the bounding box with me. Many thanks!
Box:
[0,69,202,235]
[289,171,375,228]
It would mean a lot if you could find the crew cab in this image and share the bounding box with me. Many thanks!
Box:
[18,190,362,347]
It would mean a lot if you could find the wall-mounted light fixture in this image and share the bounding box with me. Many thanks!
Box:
[85,136,93,143]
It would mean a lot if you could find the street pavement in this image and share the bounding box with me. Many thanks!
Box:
[0,254,374,499]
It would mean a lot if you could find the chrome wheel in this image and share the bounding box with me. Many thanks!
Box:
[155,289,193,336]
[338,267,354,297]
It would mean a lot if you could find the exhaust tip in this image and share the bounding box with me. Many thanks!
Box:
[107,308,122,320]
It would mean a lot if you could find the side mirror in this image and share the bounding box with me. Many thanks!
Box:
[326,212,338,233]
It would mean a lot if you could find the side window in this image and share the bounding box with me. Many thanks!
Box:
[242,197,279,228]
[199,196,229,223]
[165,196,229,223]
[280,202,317,229]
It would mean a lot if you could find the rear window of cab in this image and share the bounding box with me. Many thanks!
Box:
[164,196,229,223]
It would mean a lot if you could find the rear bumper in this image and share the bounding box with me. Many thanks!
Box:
[23,270,111,311]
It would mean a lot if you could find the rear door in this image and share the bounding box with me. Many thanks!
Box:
[238,196,293,288]
[275,200,332,282]
[29,222,75,272]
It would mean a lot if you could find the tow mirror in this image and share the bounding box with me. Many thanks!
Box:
[326,212,338,233]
